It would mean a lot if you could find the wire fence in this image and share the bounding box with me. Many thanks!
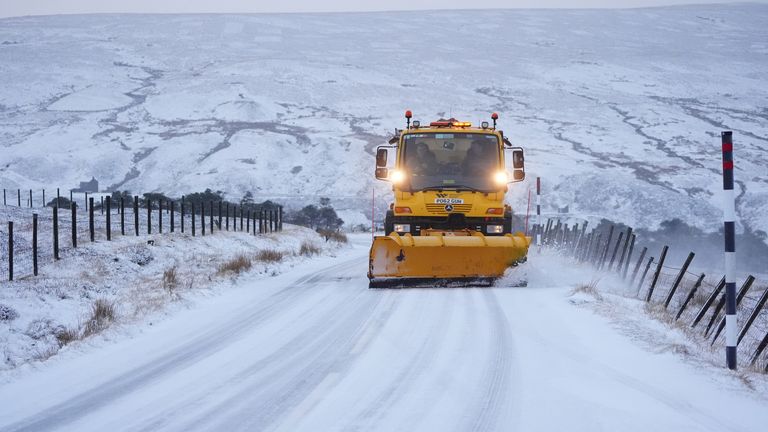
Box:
[1,190,284,282]
[534,218,768,373]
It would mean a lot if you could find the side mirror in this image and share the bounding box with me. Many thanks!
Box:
[376,148,388,167]
[510,147,525,182]
[375,167,388,180]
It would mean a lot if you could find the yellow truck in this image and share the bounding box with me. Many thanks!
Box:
[368,111,531,288]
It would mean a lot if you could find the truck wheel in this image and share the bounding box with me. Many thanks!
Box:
[504,211,513,234]
[384,210,394,235]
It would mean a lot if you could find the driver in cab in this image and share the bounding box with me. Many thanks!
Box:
[407,142,440,176]
[462,140,496,177]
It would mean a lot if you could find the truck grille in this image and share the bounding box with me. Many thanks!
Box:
[425,204,473,214]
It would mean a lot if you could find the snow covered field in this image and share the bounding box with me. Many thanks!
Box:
[0,208,345,373]
[0,234,766,431]
[1,4,767,238]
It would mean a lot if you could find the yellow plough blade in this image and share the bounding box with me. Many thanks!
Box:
[368,232,530,287]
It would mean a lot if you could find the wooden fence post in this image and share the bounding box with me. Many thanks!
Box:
[622,234,636,279]
[663,252,695,308]
[7,221,12,281]
[89,197,95,242]
[201,202,206,236]
[100,196,104,215]
[170,200,175,233]
[29,189,32,208]
[645,245,669,302]
[105,196,111,240]
[750,331,768,367]
[738,285,768,345]
[240,206,244,231]
[226,203,230,231]
[32,214,38,276]
[147,198,152,235]
[675,273,705,321]
[18,189,21,206]
[617,227,633,272]
[218,201,222,229]
[711,276,755,343]
[53,206,59,260]
[209,201,214,233]
[133,196,139,236]
[71,203,77,248]
[181,196,185,234]
[192,203,196,237]
[599,225,615,270]
[630,246,647,283]
[608,231,624,271]
[691,277,725,328]
[247,210,251,233]
[636,256,654,296]
[158,200,163,234]
[120,198,125,235]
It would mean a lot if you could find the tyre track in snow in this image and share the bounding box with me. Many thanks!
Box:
[182,288,397,431]
[348,288,455,430]
[130,270,386,431]
[2,256,368,432]
[460,289,517,432]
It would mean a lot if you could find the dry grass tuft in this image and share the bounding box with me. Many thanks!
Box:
[318,229,348,243]
[570,280,603,301]
[218,254,253,275]
[299,241,321,257]
[82,299,116,338]
[255,249,284,263]
[163,266,179,293]
[55,327,79,347]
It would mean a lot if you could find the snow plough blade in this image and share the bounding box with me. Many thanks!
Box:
[368,232,530,288]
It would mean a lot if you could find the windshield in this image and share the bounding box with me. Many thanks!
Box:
[401,133,501,192]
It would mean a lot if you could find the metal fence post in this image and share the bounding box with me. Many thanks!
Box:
[120,197,125,236]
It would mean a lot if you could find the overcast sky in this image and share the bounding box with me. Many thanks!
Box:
[1,0,764,18]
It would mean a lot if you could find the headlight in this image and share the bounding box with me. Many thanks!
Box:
[493,171,508,185]
[394,224,411,233]
[390,170,406,184]
[486,225,504,234]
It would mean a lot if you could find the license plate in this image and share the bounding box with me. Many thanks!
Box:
[434,198,464,204]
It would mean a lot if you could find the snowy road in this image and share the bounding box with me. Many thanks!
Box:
[1,237,766,431]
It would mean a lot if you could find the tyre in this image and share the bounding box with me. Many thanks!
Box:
[384,210,394,235]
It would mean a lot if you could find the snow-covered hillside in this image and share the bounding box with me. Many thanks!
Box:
[1,4,767,235]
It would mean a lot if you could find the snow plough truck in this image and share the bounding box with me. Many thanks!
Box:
[368,111,531,288]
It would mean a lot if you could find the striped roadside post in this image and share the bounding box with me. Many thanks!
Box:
[721,131,737,370]
[536,177,542,252]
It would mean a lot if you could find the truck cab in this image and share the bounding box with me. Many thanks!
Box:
[375,112,526,237]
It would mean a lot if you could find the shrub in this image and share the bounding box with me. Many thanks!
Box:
[0,303,19,321]
[218,255,252,275]
[318,229,348,243]
[299,241,321,257]
[255,249,284,263]
[82,299,116,338]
